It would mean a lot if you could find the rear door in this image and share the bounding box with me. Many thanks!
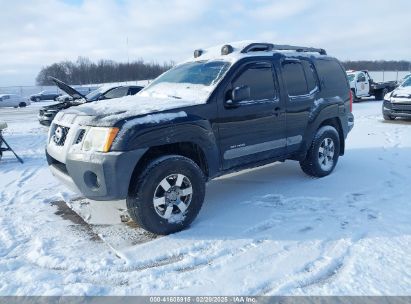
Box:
[216,59,286,170]
[281,59,319,154]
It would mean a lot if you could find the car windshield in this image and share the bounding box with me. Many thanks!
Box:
[347,74,355,82]
[401,77,411,87]
[140,60,231,101]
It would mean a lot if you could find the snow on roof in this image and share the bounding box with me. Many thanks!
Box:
[184,40,326,65]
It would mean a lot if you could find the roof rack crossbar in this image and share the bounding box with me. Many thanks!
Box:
[241,43,327,55]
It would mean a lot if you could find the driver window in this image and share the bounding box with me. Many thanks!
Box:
[231,64,276,101]
[103,87,128,99]
[358,73,366,82]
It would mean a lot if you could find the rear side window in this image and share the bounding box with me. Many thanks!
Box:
[232,64,277,100]
[315,59,349,97]
[282,62,308,96]
[302,61,318,93]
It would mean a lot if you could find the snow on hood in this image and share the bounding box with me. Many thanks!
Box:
[392,85,411,98]
[60,91,204,126]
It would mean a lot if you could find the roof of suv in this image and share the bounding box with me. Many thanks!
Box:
[186,40,330,64]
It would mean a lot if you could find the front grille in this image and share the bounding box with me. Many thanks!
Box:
[51,124,70,146]
[392,104,411,111]
[75,129,85,144]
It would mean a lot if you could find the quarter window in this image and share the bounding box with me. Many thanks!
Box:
[302,61,318,93]
[282,62,308,96]
[232,64,276,101]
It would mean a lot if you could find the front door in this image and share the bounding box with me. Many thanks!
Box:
[356,72,369,96]
[216,60,286,170]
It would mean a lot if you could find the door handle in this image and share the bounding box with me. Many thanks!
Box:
[273,107,281,117]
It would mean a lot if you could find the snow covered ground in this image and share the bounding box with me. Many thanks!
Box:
[0,100,410,295]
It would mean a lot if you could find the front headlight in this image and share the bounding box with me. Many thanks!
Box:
[82,127,119,152]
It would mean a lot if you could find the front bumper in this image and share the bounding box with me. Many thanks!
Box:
[383,100,411,118]
[46,148,147,201]
[38,115,53,126]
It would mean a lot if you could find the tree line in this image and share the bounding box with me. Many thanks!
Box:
[36,57,411,86]
[36,57,174,85]
[342,60,411,71]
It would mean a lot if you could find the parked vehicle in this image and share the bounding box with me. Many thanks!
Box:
[56,86,98,102]
[30,90,61,102]
[0,94,30,108]
[46,41,354,235]
[38,78,143,126]
[382,76,411,120]
[346,70,397,101]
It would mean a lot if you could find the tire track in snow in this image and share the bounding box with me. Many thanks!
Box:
[250,234,365,295]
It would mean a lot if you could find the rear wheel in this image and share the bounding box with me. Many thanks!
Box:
[127,155,206,235]
[300,126,340,177]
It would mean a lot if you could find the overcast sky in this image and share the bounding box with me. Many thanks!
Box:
[1,0,411,86]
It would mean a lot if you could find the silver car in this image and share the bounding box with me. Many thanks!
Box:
[0,94,31,108]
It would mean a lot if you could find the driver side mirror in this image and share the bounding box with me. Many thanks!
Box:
[226,85,251,107]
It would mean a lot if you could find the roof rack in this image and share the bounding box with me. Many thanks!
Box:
[241,43,327,55]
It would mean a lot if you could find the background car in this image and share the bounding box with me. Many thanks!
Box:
[0,94,31,108]
[30,90,61,102]
[38,79,144,126]
[383,76,411,120]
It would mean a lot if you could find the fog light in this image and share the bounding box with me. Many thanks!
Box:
[84,171,100,190]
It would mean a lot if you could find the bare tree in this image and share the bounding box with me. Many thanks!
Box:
[36,57,174,85]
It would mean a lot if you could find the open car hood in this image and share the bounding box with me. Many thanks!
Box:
[48,77,86,100]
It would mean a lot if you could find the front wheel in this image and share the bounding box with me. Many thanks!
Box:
[383,113,395,120]
[127,155,206,235]
[351,89,359,102]
[300,126,340,178]
[19,102,27,108]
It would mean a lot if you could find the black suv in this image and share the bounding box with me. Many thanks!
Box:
[38,77,143,126]
[46,42,354,235]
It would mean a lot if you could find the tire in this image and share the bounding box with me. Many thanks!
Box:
[351,89,359,103]
[383,113,395,120]
[300,125,340,178]
[375,88,388,101]
[19,102,27,108]
[127,155,206,235]
[35,97,40,102]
